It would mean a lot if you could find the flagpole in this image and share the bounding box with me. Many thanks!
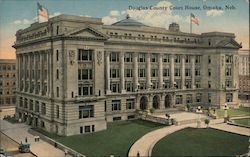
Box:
[190,13,192,34]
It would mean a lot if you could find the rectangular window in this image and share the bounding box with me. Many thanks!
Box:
[85,126,91,133]
[78,49,92,61]
[208,69,211,76]
[163,69,170,77]
[226,93,233,102]
[151,54,158,62]
[195,56,201,63]
[110,52,119,62]
[112,100,121,111]
[185,69,191,76]
[176,95,183,104]
[175,68,181,76]
[225,80,232,88]
[126,99,135,110]
[186,94,192,104]
[208,56,211,63]
[225,67,232,76]
[185,80,192,89]
[151,69,158,77]
[125,82,133,92]
[195,68,201,76]
[185,56,191,63]
[29,100,33,111]
[139,69,146,77]
[111,69,120,78]
[111,83,120,93]
[78,85,93,96]
[208,93,211,103]
[81,69,92,80]
[163,54,170,62]
[41,103,46,115]
[56,50,59,61]
[225,55,233,63]
[124,52,133,62]
[138,53,146,62]
[125,69,133,77]
[175,55,181,63]
[196,93,202,102]
[35,101,39,112]
[79,105,94,118]
[195,80,201,88]
[208,81,211,88]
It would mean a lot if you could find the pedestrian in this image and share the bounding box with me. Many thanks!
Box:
[25,137,28,143]
[64,149,68,156]
[54,142,57,148]
[137,151,140,157]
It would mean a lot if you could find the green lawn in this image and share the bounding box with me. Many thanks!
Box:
[152,128,249,156]
[233,118,250,126]
[53,120,163,157]
[215,107,250,118]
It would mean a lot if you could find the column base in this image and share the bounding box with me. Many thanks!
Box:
[121,90,126,94]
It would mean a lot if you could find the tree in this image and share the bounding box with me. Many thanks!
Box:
[204,119,210,128]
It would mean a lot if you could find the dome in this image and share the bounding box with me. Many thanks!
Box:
[112,15,147,27]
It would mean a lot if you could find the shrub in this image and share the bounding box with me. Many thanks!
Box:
[204,119,210,127]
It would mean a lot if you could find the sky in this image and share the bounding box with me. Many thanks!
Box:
[0,0,249,59]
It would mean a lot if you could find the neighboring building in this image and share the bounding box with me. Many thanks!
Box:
[0,59,16,118]
[13,15,241,136]
[238,50,250,106]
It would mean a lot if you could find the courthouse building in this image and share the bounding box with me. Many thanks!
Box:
[13,15,241,135]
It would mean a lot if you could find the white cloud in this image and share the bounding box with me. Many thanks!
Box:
[206,9,224,17]
[102,16,118,25]
[110,10,120,17]
[13,19,33,25]
[12,12,61,25]
[49,12,61,18]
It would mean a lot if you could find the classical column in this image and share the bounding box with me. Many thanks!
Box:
[191,56,195,89]
[133,53,138,91]
[105,52,111,94]
[23,54,26,92]
[47,51,50,96]
[16,54,19,91]
[33,53,37,94]
[170,54,175,87]
[158,53,163,89]
[28,53,31,92]
[39,53,43,95]
[181,55,185,89]
[120,52,126,93]
[146,53,151,89]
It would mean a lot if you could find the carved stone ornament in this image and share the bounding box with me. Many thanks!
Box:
[69,50,75,65]
[97,51,102,65]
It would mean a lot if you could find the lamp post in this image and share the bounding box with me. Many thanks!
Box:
[196,106,202,128]
[223,103,229,123]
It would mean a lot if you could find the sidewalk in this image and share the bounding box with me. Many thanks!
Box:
[128,118,250,157]
[0,119,71,157]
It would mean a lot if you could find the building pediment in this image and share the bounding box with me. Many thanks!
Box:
[216,39,242,48]
[66,26,109,40]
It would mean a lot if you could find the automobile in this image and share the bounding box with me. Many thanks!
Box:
[18,143,30,153]
[0,147,6,155]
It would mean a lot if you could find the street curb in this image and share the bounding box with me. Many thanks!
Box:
[0,131,38,157]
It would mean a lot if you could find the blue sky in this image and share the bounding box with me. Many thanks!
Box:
[0,0,249,59]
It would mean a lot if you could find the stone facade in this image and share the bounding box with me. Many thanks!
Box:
[13,15,241,136]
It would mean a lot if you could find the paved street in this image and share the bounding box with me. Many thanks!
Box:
[0,132,35,157]
[0,120,71,157]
